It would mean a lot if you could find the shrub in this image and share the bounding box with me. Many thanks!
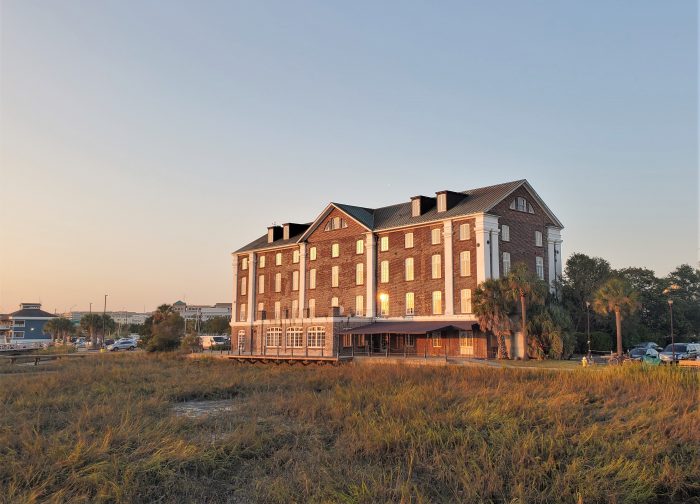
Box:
[146,313,184,352]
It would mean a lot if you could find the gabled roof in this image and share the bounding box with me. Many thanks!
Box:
[9,308,57,319]
[235,227,310,254]
[297,203,373,243]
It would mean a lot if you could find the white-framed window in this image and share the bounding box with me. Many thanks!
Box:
[274,273,282,292]
[331,296,339,308]
[343,333,353,348]
[274,301,281,320]
[432,291,442,315]
[459,330,474,355]
[259,255,266,268]
[437,193,447,212]
[501,225,510,242]
[292,270,299,291]
[380,294,389,316]
[13,331,25,339]
[286,327,303,348]
[356,239,364,255]
[405,257,414,281]
[431,254,441,279]
[404,232,414,248]
[460,289,472,314]
[238,330,245,351]
[308,299,316,318]
[380,236,389,251]
[265,327,281,347]
[459,251,471,277]
[431,332,442,348]
[459,223,470,241]
[331,266,339,287]
[535,231,543,247]
[356,263,364,285]
[240,277,247,296]
[406,334,415,347]
[275,252,282,266]
[511,196,527,212]
[355,295,364,316]
[309,268,317,289]
[503,252,511,275]
[257,302,265,316]
[239,304,246,322]
[292,299,299,318]
[332,243,340,258]
[380,260,389,283]
[13,320,25,327]
[536,256,544,280]
[310,247,317,261]
[293,250,300,263]
[405,292,415,315]
[241,257,248,270]
[258,275,265,294]
[431,228,441,245]
[307,326,326,348]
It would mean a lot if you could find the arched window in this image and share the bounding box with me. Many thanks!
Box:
[509,196,534,214]
[307,326,326,348]
[237,330,245,351]
[286,327,303,348]
[324,217,348,231]
[265,327,281,347]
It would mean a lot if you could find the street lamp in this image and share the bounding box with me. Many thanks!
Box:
[585,301,591,359]
[102,294,108,348]
[668,299,674,364]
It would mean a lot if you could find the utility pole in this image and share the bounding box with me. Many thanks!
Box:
[89,302,93,349]
[102,294,108,348]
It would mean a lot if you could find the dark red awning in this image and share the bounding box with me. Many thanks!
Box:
[338,320,477,335]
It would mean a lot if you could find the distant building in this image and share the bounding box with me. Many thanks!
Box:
[61,311,150,326]
[1,303,56,343]
[172,301,232,321]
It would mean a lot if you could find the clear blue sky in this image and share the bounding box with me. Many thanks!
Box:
[1,1,697,313]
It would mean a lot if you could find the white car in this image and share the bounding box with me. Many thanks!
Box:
[107,338,137,351]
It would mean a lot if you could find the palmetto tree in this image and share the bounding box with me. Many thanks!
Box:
[506,263,546,360]
[474,278,512,359]
[44,317,74,344]
[593,277,639,357]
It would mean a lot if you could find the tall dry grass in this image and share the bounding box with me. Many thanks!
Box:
[0,354,698,503]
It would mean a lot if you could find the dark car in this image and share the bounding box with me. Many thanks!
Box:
[633,342,662,352]
[628,347,648,361]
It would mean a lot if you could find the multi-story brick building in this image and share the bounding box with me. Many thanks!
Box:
[230,180,563,359]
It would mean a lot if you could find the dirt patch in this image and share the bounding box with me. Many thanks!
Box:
[171,399,239,419]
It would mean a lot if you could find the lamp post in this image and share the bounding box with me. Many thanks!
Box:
[102,294,108,348]
[668,299,674,364]
[585,301,591,359]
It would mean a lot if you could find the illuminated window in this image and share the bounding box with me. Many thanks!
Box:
[356,263,364,285]
[404,232,414,248]
[405,258,414,281]
[355,295,364,316]
[259,255,266,268]
[331,266,339,287]
[307,326,326,348]
[292,271,299,291]
[405,292,415,315]
[459,223,470,241]
[265,327,281,347]
[460,289,472,314]
[431,228,441,245]
[460,251,471,277]
[310,247,317,261]
[356,239,364,254]
[432,291,442,315]
[258,275,265,294]
[293,250,300,263]
[274,273,281,292]
[379,294,389,316]
[380,236,389,251]
[240,277,247,296]
[431,254,441,279]
[380,260,389,283]
[309,268,317,289]
[332,243,340,258]
[286,327,303,347]
[275,252,282,266]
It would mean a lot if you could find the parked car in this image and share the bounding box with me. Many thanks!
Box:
[73,337,87,349]
[628,347,651,362]
[659,343,698,364]
[633,342,662,352]
[201,335,231,350]
[107,338,137,351]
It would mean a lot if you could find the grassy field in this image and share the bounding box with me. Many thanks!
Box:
[1,355,698,503]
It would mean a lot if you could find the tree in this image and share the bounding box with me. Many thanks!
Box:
[146,312,185,352]
[593,278,639,356]
[473,278,512,359]
[505,262,546,360]
[527,304,574,359]
[202,316,230,335]
[79,314,115,348]
[561,253,613,333]
[44,317,74,344]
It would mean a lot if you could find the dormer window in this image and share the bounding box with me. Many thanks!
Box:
[437,193,447,212]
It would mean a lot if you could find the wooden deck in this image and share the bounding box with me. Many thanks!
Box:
[0,353,87,365]
[225,354,352,365]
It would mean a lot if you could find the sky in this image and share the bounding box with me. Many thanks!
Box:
[1,1,698,314]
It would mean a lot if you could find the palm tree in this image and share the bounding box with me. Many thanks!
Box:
[474,278,512,359]
[44,318,60,343]
[44,317,74,344]
[593,277,639,356]
[506,263,546,360]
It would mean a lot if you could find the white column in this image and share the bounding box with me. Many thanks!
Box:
[474,214,500,284]
[443,220,454,316]
[231,254,239,324]
[490,229,500,279]
[365,233,376,317]
[298,243,306,317]
[547,227,563,293]
[247,252,257,322]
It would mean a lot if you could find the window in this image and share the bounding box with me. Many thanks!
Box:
[275,252,282,266]
[331,297,339,308]
[239,304,246,322]
[405,258,414,281]
[459,223,470,241]
[343,333,353,348]
[274,273,282,292]
[405,292,415,315]
[379,294,389,316]
[274,301,281,320]
[258,275,265,294]
[501,225,510,242]
[331,266,339,287]
[356,263,364,285]
[286,327,303,348]
[309,268,317,289]
[431,254,441,279]
[536,256,544,280]
[459,331,474,355]
[241,257,248,270]
[238,330,245,351]
[503,252,511,275]
[292,270,299,291]
[307,327,326,348]
[437,193,447,212]
[380,236,389,251]
[431,228,441,245]
[265,327,281,347]
[310,247,317,261]
[355,295,364,316]
[324,217,348,231]
[535,231,543,247]
[308,299,316,318]
[431,332,442,348]
[13,331,24,339]
[356,239,364,254]
[460,251,471,277]
[432,291,442,315]
[259,255,266,268]
[292,299,299,318]
[13,320,25,327]
[240,277,247,296]
[406,334,415,347]
[380,260,389,283]
[332,243,340,258]
[293,250,300,263]
[460,289,472,314]
[404,232,414,248]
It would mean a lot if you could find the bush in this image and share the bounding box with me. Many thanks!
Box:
[180,333,201,353]
[146,314,184,352]
[574,331,613,353]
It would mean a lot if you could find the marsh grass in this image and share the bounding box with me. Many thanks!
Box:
[0,354,698,503]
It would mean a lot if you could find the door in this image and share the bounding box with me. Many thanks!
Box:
[459,331,474,356]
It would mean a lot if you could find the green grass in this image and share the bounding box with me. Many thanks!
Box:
[1,354,698,503]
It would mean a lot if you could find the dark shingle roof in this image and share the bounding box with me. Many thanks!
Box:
[235,230,309,253]
[10,308,57,319]
[332,203,375,229]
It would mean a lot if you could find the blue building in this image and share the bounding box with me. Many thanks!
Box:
[3,303,56,343]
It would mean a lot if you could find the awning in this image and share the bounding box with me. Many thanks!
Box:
[338,320,477,335]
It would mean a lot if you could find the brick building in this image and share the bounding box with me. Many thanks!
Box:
[230,180,563,359]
